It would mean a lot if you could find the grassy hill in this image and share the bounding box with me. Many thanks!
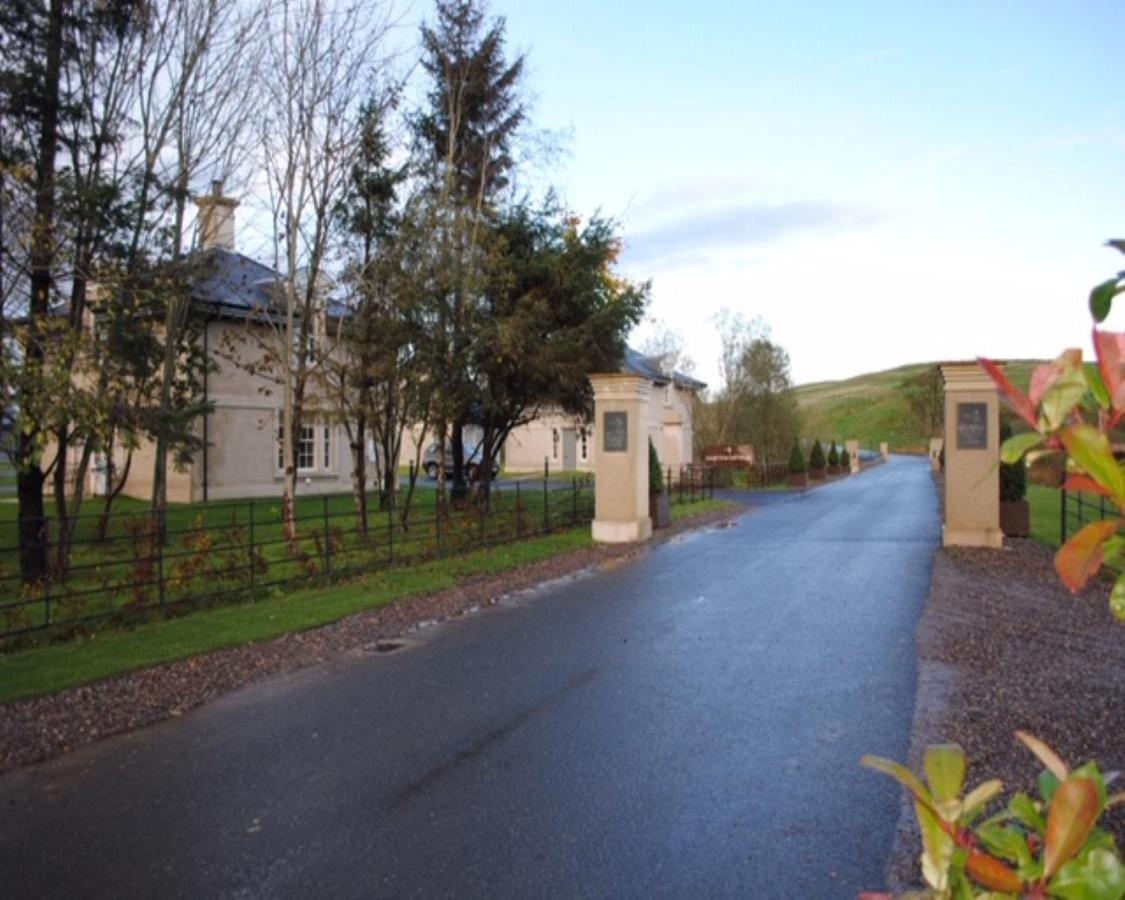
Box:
[795,361,1039,453]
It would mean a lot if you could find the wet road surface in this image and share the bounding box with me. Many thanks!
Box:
[0,456,939,898]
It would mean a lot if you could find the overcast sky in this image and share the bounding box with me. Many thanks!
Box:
[480,0,1124,387]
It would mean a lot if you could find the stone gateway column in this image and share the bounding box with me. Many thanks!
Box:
[590,374,653,543]
[845,439,860,473]
[940,362,1002,548]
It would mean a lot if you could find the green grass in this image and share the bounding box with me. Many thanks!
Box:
[795,360,1040,453]
[0,481,595,637]
[670,498,732,520]
[1028,484,1062,547]
[0,497,731,702]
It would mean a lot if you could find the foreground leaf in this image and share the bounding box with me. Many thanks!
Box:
[1044,778,1100,879]
[1055,519,1121,593]
[861,755,936,809]
[1009,791,1046,833]
[962,779,1004,819]
[925,744,967,803]
[1062,474,1116,498]
[1017,732,1070,782]
[1111,576,1125,622]
[1058,425,1125,506]
[1002,432,1045,464]
[980,357,1039,429]
[1049,847,1125,900]
[1093,329,1125,409]
[1090,278,1122,324]
[965,849,1024,893]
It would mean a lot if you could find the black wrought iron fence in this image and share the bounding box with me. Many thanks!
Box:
[1060,486,1119,542]
[668,464,717,502]
[0,475,594,644]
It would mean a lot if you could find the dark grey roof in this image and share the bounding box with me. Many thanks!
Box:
[186,256,706,391]
[622,346,707,391]
[189,247,281,313]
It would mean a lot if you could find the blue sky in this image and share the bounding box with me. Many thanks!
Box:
[477,0,1124,386]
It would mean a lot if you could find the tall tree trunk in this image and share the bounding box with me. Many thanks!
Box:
[349,417,368,536]
[96,447,133,542]
[17,0,65,584]
[450,416,466,501]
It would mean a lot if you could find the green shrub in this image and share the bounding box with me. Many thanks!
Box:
[999,422,1027,502]
[648,439,663,495]
[863,733,1125,897]
[809,439,826,470]
[840,446,851,468]
[827,441,840,467]
[788,441,806,474]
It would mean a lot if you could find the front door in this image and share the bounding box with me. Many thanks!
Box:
[562,428,577,471]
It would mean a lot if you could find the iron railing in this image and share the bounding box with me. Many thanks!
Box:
[0,475,595,644]
[1,466,717,645]
[1060,485,1119,543]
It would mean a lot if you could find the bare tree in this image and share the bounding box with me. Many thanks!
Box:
[640,318,696,377]
[244,0,394,542]
[711,307,767,445]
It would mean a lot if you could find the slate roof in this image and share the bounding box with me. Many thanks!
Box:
[622,346,707,391]
[189,247,281,314]
[188,250,706,391]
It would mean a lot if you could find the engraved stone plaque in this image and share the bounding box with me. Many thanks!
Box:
[603,411,628,452]
[956,402,988,450]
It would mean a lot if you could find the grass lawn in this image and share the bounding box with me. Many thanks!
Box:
[0,480,594,638]
[0,497,734,703]
[1028,484,1062,548]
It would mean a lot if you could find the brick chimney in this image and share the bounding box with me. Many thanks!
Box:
[193,179,239,251]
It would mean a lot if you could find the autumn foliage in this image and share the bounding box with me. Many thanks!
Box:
[980,240,1125,621]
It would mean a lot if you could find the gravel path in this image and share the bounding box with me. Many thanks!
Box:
[0,506,740,775]
[885,537,1125,892]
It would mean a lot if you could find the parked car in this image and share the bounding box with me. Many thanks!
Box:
[421,441,500,480]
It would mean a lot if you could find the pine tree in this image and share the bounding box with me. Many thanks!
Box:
[416,0,525,204]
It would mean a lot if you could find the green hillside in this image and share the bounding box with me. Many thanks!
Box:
[795,361,1039,453]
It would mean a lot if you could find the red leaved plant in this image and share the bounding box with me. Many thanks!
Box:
[861,733,1124,898]
[980,240,1125,620]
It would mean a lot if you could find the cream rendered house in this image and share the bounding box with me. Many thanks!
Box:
[100,184,355,503]
[502,349,705,474]
[97,185,704,501]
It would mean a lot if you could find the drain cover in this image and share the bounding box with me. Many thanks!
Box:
[367,641,404,654]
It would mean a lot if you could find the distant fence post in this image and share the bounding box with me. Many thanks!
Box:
[387,494,394,564]
[543,459,549,532]
[249,500,256,598]
[323,495,331,574]
[155,510,166,613]
[435,486,442,556]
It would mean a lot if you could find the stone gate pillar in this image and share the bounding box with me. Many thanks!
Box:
[590,374,652,543]
[845,439,860,473]
[940,362,1002,548]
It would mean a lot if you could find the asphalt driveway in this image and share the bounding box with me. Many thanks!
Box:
[0,455,939,898]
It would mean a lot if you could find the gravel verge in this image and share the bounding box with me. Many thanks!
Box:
[0,505,741,775]
[884,538,1125,893]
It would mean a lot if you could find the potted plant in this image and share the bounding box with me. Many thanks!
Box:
[808,439,826,480]
[839,445,851,475]
[787,440,808,487]
[827,440,840,475]
[648,439,670,528]
[999,422,1029,536]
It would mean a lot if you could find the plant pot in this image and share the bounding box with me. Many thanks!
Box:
[809,467,826,481]
[1000,499,1029,537]
[788,472,808,488]
[649,492,671,529]
[828,465,841,476]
